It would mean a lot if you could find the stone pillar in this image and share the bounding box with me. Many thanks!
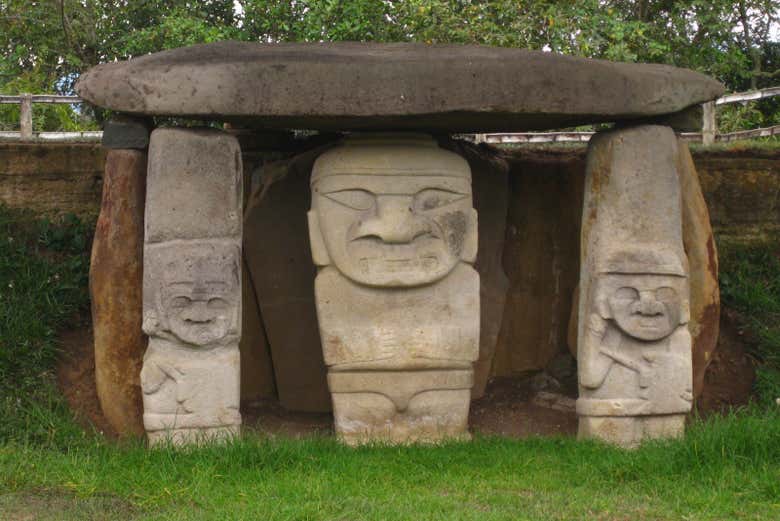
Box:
[90,115,150,437]
[677,140,720,399]
[308,134,480,444]
[577,125,692,447]
[469,149,509,399]
[141,128,243,445]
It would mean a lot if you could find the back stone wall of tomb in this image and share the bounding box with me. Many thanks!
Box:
[2,140,778,409]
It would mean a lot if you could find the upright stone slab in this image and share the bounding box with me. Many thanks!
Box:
[90,148,147,436]
[308,134,480,444]
[141,128,242,445]
[577,125,692,447]
[677,141,720,399]
[466,145,510,399]
[244,153,331,412]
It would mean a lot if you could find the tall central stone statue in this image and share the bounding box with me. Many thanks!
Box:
[308,134,480,444]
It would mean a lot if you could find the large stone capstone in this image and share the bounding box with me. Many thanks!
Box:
[75,42,724,132]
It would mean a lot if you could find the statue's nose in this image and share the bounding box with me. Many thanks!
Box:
[634,291,664,316]
[354,195,431,244]
[182,301,213,323]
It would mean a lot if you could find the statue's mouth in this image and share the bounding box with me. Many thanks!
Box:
[637,316,666,329]
[348,235,447,275]
[357,255,440,275]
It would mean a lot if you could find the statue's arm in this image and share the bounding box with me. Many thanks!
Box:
[140,362,183,395]
[579,314,615,389]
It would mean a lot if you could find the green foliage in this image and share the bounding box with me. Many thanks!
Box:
[0,1,777,132]
[0,205,93,446]
[720,244,780,404]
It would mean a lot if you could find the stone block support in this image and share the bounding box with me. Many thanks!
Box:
[308,134,480,444]
[141,128,243,445]
[578,125,693,447]
[90,148,147,436]
[677,140,720,399]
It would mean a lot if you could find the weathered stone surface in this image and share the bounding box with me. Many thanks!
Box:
[142,240,243,445]
[90,149,146,437]
[244,151,332,413]
[632,104,704,133]
[141,128,243,445]
[329,370,473,445]
[0,143,104,217]
[309,134,479,443]
[455,143,510,399]
[102,115,152,150]
[694,149,780,244]
[244,138,509,409]
[678,141,720,400]
[577,125,692,447]
[239,258,276,402]
[578,414,686,446]
[145,128,242,244]
[76,42,724,132]
[494,150,583,376]
[566,145,722,401]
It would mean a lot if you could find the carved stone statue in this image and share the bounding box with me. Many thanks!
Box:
[308,134,480,444]
[141,242,242,445]
[141,128,243,445]
[578,125,692,446]
[577,246,692,443]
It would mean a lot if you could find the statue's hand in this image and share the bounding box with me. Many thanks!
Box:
[587,313,607,337]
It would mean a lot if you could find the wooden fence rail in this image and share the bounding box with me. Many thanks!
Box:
[1,85,779,143]
[1,94,88,140]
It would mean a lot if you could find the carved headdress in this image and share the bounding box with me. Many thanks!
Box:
[584,126,687,279]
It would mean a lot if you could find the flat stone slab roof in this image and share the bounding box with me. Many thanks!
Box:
[76,42,725,132]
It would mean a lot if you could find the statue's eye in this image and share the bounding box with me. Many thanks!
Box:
[413,189,467,211]
[207,297,230,310]
[655,287,677,302]
[169,296,192,309]
[323,190,375,211]
[613,287,639,300]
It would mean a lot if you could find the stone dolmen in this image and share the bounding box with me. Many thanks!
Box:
[76,42,724,447]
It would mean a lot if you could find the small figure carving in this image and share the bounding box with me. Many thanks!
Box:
[578,247,693,420]
[143,245,240,346]
[308,134,480,444]
[141,242,241,445]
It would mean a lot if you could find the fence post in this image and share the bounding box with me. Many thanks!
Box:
[19,93,33,139]
[702,101,716,145]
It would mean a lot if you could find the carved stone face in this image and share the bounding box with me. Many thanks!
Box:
[597,273,686,341]
[156,248,239,346]
[309,136,477,287]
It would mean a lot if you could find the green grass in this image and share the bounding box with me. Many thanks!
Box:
[720,245,780,404]
[1,408,779,521]
[1,206,780,520]
[0,206,93,446]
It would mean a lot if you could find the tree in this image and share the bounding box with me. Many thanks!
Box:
[1,0,778,131]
